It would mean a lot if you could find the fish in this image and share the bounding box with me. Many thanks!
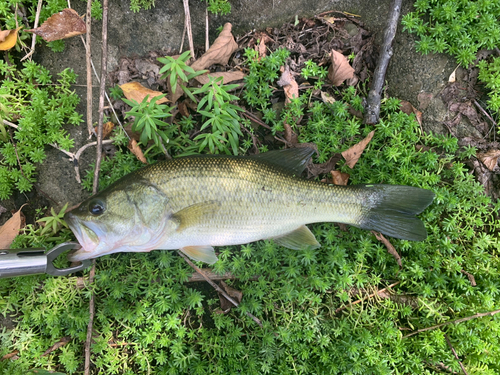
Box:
[65,147,435,264]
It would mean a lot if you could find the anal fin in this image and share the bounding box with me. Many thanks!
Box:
[272,225,320,250]
[180,246,218,264]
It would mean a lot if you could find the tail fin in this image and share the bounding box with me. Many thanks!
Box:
[357,185,435,241]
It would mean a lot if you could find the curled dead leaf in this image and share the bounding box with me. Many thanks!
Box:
[128,139,148,164]
[320,91,336,104]
[26,9,86,42]
[277,65,299,104]
[328,50,355,86]
[342,130,375,168]
[94,122,115,139]
[190,23,238,72]
[42,337,71,357]
[0,204,27,248]
[0,28,21,51]
[477,149,500,171]
[400,100,423,127]
[120,82,169,104]
[194,71,246,85]
[219,280,243,311]
[330,170,349,185]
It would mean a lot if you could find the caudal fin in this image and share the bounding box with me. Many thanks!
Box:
[357,185,435,241]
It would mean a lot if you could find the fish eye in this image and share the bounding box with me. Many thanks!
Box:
[88,199,105,216]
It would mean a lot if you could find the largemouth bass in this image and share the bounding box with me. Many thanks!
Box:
[65,148,435,263]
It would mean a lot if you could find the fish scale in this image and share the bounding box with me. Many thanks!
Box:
[65,148,435,263]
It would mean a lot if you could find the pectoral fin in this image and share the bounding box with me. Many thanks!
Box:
[173,201,220,232]
[272,225,320,250]
[180,246,218,264]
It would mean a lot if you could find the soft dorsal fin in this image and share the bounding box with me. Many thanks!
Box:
[250,147,315,176]
[271,225,321,250]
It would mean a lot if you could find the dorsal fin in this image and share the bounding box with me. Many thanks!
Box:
[250,147,315,176]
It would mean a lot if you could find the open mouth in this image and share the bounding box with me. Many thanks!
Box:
[65,212,100,261]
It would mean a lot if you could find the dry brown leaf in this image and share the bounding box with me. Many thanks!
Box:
[26,9,86,42]
[120,82,169,104]
[400,100,423,127]
[342,130,375,168]
[94,121,115,139]
[219,280,243,311]
[178,101,190,117]
[256,33,273,58]
[0,204,26,248]
[477,149,500,171]
[41,337,70,357]
[1,350,19,361]
[320,91,335,104]
[328,50,355,86]
[330,170,349,185]
[0,28,21,51]
[128,139,147,164]
[277,65,299,104]
[194,71,246,85]
[372,231,402,268]
[190,23,238,72]
[283,121,298,145]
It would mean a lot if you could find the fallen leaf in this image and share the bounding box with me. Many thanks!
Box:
[328,50,355,86]
[400,100,423,127]
[1,350,19,361]
[0,205,26,248]
[449,64,460,83]
[120,82,169,104]
[320,91,335,104]
[128,139,148,164]
[0,205,7,215]
[178,101,190,117]
[277,65,299,104]
[94,121,115,139]
[219,280,243,311]
[194,71,246,85]
[26,9,86,42]
[322,16,337,24]
[307,153,342,178]
[256,33,273,58]
[41,337,70,357]
[190,23,238,72]
[461,269,477,287]
[330,170,349,185]
[342,130,375,168]
[283,121,298,145]
[477,149,500,171]
[372,231,402,268]
[0,28,21,51]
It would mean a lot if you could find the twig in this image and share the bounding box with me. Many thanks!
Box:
[364,0,402,124]
[93,0,109,194]
[187,269,258,282]
[2,119,18,129]
[21,0,43,62]
[402,308,500,339]
[41,337,70,357]
[371,231,402,268]
[335,281,400,313]
[444,333,468,375]
[182,0,195,59]
[179,22,186,54]
[84,260,96,375]
[85,0,93,137]
[177,251,263,327]
[205,7,209,52]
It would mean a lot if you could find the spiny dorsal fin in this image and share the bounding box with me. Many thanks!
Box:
[250,147,315,176]
[272,225,320,250]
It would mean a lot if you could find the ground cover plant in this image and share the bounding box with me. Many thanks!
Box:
[1,7,500,375]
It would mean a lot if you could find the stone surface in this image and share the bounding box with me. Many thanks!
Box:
[30,0,459,207]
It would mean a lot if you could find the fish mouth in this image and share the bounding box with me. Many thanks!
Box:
[65,212,100,261]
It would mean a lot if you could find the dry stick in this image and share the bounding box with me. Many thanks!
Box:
[177,251,263,327]
[402,308,500,339]
[364,0,402,124]
[335,281,400,314]
[93,0,109,195]
[444,333,468,375]
[84,260,96,375]
[85,0,93,137]
[21,0,43,62]
[182,0,195,58]
[205,7,209,52]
